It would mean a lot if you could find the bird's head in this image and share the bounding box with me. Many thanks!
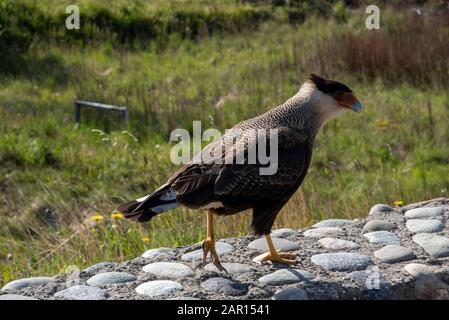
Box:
[299,73,363,121]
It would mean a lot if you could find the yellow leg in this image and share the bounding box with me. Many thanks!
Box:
[260,234,297,265]
[202,211,227,272]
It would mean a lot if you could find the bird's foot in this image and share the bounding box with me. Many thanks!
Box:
[260,249,297,265]
[201,238,228,273]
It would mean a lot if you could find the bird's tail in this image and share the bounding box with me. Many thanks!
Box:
[117,184,179,222]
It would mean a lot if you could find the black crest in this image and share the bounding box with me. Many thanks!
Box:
[308,73,352,94]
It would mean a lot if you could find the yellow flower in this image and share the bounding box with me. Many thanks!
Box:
[375,118,391,129]
[394,200,404,207]
[111,213,125,219]
[90,215,104,221]
[142,237,150,242]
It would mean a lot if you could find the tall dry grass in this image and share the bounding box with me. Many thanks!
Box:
[314,10,449,88]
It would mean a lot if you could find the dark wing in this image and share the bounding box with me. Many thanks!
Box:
[167,126,312,224]
[214,146,310,198]
[166,139,223,207]
[215,143,312,235]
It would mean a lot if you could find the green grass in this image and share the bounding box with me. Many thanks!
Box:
[1,2,449,286]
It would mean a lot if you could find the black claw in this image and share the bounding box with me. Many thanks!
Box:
[212,257,227,274]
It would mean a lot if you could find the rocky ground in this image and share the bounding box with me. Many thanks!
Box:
[1,198,449,300]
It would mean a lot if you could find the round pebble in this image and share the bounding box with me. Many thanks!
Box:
[272,288,309,300]
[53,285,108,300]
[142,262,194,279]
[403,263,447,299]
[1,277,54,291]
[135,280,183,297]
[141,247,175,259]
[4,199,449,301]
[247,237,299,252]
[0,294,38,300]
[318,238,360,250]
[181,242,234,261]
[347,270,388,287]
[362,220,396,233]
[373,245,415,263]
[204,263,256,274]
[311,252,373,272]
[82,262,117,274]
[168,296,201,300]
[363,231,401,245]
[271,228,297,238]
[258,269,312,286]
[368,204,394,216]
[86,272,137,286]
[412,233,449,258]
[200,277,247,296]
[303,227,343,238]
[405,206,443,219]
[312,219,354,228]
[405,219,444,233]
[403,263,434,277]
[347,270,392,298]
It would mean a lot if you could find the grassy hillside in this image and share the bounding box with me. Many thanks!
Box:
[1,1,448,285]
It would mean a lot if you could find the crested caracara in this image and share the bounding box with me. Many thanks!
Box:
[118,74,363,271]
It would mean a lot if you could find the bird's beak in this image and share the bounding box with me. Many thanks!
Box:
[351,100,364,113]
[338,92,363,113]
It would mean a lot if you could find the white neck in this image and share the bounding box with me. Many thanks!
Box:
[291,81,348,128]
